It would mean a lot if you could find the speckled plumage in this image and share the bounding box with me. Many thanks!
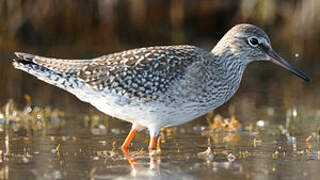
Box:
[12,24,310,150]
[78,45,206,100]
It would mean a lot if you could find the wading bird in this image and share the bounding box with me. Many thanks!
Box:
[13,24,310,152]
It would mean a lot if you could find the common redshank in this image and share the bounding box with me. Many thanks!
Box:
[13,24,311,151]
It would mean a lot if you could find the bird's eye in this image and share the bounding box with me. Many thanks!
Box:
[248,37,259,47]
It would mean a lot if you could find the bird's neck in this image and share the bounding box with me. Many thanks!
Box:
[211,36,251,65]
[209,46,248,86]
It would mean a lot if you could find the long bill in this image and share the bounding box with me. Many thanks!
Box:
[267,49,311,82]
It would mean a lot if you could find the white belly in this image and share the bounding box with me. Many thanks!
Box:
[84,94,214,130]
[70,85,235,130]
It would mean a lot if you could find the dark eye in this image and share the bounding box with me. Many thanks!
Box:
[248,37,259,47]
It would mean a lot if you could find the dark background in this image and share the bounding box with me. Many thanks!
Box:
[0,0,319,121]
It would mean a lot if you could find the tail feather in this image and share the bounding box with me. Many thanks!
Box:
[15,52,36,62]
[12,52,84,91]
[14,52,93,74]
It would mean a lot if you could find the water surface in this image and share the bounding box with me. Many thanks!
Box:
[0,95,320,180]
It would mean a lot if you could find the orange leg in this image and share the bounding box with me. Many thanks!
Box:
[122,150,137,169]
[149,135,162,152]
[157,136,161,152]
[121,128,137,151]
[148,136,157,151]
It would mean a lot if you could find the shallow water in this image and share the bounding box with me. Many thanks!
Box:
[1,101,320,180]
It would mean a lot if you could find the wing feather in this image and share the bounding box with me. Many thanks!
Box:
[77,45,204,99]
[14,52,93,74]
[15,45,206,100]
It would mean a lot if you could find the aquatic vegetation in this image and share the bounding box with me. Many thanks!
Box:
[0,97,66,132]
[0,96,114,134]
[206,112,242,132]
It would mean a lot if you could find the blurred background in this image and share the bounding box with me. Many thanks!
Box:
[0,0,319,122]
[0,1,320,179]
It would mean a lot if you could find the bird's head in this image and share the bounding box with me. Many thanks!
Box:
[212,24,311,82]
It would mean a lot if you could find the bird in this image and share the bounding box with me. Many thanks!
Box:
[12,24,311,152]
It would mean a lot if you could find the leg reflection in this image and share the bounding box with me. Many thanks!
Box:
[122,148,137,169]
[122,148,162,177]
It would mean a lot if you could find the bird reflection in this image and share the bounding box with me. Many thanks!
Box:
[121,149,162,178]
[123,150,161,172]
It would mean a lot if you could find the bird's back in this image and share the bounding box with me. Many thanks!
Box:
[13,45,208,102]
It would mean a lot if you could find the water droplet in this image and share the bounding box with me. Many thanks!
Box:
[99,140,107,145]
[292,108,297,117]
[256,120,265,127]
[51,149,58,153]
[111,128,120,134]
[22,156,29,163]
[36,114,42,119]
[25,107,32,113]
[51,170,62,179]
[227,153,236,162]
[287,136,296,144]
[62,136,68,141]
